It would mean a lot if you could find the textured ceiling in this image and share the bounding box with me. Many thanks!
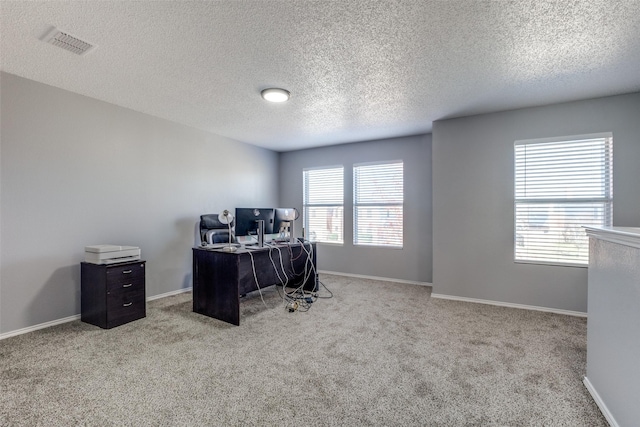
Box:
[2,1,640,152]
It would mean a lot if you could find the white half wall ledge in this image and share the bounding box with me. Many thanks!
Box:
[584,226,640,249]
[583,376,620,427]
[0,287,193,341]
[429,293,587,317]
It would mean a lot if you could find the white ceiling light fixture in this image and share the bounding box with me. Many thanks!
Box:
[261,88,290,103]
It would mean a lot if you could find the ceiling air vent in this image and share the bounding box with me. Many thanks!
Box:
[40,27,95,55]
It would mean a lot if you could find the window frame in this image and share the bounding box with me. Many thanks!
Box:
[353,160,404,249]
[302,166,344,245]
[514,133,613,267]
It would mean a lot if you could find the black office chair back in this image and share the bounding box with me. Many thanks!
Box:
[199,214,236,244]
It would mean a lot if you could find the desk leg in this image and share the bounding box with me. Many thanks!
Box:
[193,250,241,326]
[303,243,318,292]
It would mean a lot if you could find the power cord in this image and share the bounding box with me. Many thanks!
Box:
[247,240,330,313]
[247,249,267,308]
[316,280,333,299]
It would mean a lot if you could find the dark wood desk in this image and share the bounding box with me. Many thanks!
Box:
[192,242,317,325]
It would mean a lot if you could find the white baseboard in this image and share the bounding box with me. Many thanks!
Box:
[583,376,618,427]
[430,293,587,317]
[318,270,586,317]
[318,270,431,287]
[0,314,81,341]
[146,287,192,301]
[0,287,193,341]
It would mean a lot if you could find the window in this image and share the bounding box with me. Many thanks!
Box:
[353,161,404,248]
[515,134,612,266]
[303,167,344,244]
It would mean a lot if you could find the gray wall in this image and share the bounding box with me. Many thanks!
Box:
[432,92,640,312]
[0,72,279,334]
[279,134,432,283]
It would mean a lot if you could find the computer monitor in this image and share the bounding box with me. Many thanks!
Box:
[274,208,298,241]
[234,208,275,238]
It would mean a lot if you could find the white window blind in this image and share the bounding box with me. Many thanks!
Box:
[354,161,403,248]
[303,167,344,244]
[515,135,612,265]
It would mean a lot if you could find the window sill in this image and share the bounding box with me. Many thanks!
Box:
[514,259,587,268]
[354,244,403,250]
[314,241,344,247]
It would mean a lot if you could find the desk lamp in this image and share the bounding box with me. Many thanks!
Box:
[218,209,237,252]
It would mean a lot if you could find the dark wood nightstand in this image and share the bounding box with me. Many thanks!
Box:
[81,260,146,329]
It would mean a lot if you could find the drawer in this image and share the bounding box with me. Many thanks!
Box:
[107,277,145,293]
[106,290,145,328]
[106,262,145,285]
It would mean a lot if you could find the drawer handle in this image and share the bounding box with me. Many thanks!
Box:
[123,302,133,307]
[122,283,133,288]
[122,270,132,274]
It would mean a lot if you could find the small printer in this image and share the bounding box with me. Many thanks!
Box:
[84,245,141,265]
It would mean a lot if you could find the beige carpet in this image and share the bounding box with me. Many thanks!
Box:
[0,274,606,426]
